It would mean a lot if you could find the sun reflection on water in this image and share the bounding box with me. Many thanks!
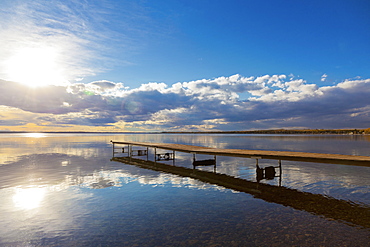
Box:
[23,133,46,138]
[13,187,47,210]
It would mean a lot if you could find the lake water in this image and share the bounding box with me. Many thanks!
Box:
[0,133,369,246]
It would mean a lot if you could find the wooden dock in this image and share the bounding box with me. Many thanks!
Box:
[111,141,370,167]
[111,141,370,228]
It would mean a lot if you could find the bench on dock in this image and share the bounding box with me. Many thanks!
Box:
[156,152,174,161]
[192,153,217,171]
[193,159,216,166]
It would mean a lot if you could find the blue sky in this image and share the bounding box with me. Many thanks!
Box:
[91,0,370,86]
[0,0,370,131]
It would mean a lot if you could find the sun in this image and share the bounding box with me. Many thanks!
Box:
[5,46,67,87]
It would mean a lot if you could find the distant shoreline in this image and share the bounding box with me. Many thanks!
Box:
[161,128,370,135]
[0,128,369,135]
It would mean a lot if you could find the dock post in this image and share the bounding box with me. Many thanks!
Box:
[277,160,282,186]
[173,151,175,165]
[192,153,196,169]
[112,141,115,157]
[278,160,282,173]
[278,160,282,177]
[214,155,217,172]
[129,144,132,161]
[146,147,149,161]
[154,148,157,164]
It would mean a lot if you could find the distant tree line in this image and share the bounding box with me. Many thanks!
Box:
[162,128,370,135]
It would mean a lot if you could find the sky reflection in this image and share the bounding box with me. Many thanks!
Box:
[0,133,369,246]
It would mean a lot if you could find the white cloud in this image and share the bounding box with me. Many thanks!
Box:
[248,79,319,102]
[321,73,328,82]
[1,75,370,131]
[137,82,168,93]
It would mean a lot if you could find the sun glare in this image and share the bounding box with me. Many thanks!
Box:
[24,133,46,138]
[5,46,66,87]
[13,187,47,210]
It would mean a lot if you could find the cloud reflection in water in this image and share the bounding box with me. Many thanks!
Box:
[1,133,370,246]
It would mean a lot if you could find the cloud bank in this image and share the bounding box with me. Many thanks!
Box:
[1,74,369,131]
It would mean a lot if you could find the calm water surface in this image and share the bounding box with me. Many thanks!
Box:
[0,133,369,246]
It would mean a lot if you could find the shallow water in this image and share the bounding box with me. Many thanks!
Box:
[0,133,369,246]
